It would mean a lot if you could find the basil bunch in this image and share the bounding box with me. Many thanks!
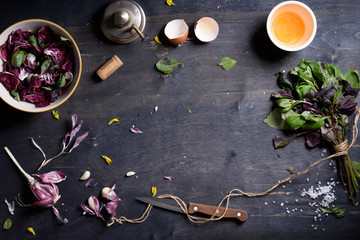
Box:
[264,60,360,202]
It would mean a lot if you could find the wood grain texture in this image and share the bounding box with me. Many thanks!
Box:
[0,0,359,239]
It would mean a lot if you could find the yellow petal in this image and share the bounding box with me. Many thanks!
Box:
[166,0,175,6]
[107,118,119,125]
[151,186,157,197]
[154,35,162,45]
[52,110,59,120]
[101,155,112,164]
[27,227,36,235]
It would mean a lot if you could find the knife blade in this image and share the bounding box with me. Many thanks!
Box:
[137,197,248,222]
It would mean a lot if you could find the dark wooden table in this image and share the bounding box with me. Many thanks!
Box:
[1,0,359,239]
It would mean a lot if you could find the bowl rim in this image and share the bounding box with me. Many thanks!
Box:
[0,18,82,113]
[266,1,317,52]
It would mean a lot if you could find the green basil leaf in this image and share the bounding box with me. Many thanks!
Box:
[345,69,360,89]
[304,60,325,82]
[10,90,20,101]
[296,84,313,99]
[285,114,306,130]
[57,74,66,88]
[301,117,326,130]
[263,108,289,130]
[352,161,360,175]
[218,57,236,70]
[329,206,346,218]
[28,34,37,46]
[41,59,52,73]
[325,64,345,79]
[11,50,26,68]
[3,218,12,230]
[155,57,183,74]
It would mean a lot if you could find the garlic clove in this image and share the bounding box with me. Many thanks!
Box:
[126,171,135,177]
[79,170,90,181]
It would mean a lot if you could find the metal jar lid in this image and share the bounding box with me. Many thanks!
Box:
[101,0,147,44]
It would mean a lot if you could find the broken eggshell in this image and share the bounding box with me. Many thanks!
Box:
[194,17,219,42]
[164,19,189,45]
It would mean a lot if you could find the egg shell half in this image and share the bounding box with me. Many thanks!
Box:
[164,19,189,45]
[194,17,219,42]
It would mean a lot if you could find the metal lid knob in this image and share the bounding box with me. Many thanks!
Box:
[101,0,147,44]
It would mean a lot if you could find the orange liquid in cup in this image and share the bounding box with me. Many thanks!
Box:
[273,11,305,45]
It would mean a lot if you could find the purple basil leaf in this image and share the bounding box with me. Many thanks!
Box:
[52,206,68,224]
[271,89,293,99]
[339,79,359,97]
[68,129,91,153]
[273,136,292,149]
[337,95,357,115]
[305,131,322,148]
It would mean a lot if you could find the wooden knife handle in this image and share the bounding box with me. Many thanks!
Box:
[188,202,248,222]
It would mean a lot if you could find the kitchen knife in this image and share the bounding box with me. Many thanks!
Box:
[137,197,248,222]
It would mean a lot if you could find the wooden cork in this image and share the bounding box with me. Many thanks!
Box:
[96,55,123,80]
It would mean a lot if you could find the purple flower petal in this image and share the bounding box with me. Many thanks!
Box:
[81,203,95,215]
[130,127,143,134]
[69,129,91,153]
[164,176,174,180]
[35,171,66,183]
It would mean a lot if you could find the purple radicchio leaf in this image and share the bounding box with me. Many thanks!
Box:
[38,26,56,44]
[34,171,66,184]
[5,198,15,215]
[105,200,119,217]
[52,206,68,224]
[23,90,52,107]
[305,131,322,148]
[0,71,20,91]
[101,184,120,202]
[273,136,292,149]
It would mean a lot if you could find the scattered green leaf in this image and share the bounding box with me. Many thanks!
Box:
[155,57,183,74]
[218,57,236,70]
[187,108,192,114]
[320,206,346,218]
[3,218,12,230]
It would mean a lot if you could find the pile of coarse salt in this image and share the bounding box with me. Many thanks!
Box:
[300,180,336,208]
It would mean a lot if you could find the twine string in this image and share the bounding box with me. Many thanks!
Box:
[108,107,360,225]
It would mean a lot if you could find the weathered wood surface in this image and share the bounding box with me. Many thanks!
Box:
[0,0,359,239]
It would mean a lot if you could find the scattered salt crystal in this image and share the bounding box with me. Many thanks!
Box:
[280,202,284,206]
[282,185,285,189]
[286,210,290,214]
[306,178,310,182]
[154,106,158,112]
[295,199,298,202]
[264,202,268,206]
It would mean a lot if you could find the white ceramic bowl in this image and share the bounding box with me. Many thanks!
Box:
[266,1,317,51]
[0,19,82,113]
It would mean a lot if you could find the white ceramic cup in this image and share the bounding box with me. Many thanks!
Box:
[266,1,317,51]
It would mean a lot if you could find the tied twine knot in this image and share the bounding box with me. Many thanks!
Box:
[108,108,360,225]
